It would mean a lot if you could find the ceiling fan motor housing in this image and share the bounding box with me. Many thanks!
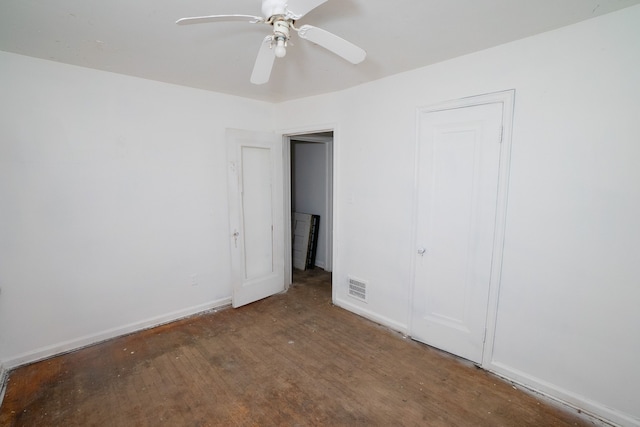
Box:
[273,19,290,38]
[262,0,287,19]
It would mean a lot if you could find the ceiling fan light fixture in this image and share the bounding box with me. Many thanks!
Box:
[272,19,290,58]
[274,37,287,58]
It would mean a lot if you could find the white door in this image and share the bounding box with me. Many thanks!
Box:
[411,102,504,363]
[227,129,285,308]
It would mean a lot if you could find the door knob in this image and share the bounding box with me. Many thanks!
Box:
[417,248,427,256]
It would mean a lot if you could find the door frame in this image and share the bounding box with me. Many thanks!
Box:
[281,124,337,292]
[289,134,333,271]
[408,90,515,368]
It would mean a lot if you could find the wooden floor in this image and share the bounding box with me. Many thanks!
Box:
[1,269,591,426]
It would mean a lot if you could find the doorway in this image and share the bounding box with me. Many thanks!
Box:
[287,131,334,285]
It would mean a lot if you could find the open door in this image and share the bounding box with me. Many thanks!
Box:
[227,129,285,308]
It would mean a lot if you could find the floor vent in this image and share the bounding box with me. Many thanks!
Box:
[348,276,368,303]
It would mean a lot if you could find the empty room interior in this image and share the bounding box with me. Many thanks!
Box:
[1,1,639,425]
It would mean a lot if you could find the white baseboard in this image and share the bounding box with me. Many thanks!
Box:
[333,297,408,335]
[2,297,232,370]
[332,298,637,427]
[488,361,639,427]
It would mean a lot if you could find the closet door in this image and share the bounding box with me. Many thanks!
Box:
[411,102,503,363]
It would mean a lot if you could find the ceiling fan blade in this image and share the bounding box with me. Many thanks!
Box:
[251,36,276,85]
[297,25,366,64]
[285,0,328,19]
[176,15,263,25]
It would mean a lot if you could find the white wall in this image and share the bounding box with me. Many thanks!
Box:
[0,51,274,367]
[292,141,327,269]
[276,6,640,426]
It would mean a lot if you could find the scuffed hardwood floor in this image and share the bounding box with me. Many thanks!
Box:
[1,269,591,426]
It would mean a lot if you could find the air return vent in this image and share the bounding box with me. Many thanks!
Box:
[347,276,368,303]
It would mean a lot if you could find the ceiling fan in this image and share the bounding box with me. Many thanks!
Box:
[176,0,366,85]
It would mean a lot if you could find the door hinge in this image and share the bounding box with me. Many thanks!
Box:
[483,327,488,343]
[499,126,504,144]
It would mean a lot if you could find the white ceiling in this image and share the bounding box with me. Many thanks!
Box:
[1,0,638,103]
